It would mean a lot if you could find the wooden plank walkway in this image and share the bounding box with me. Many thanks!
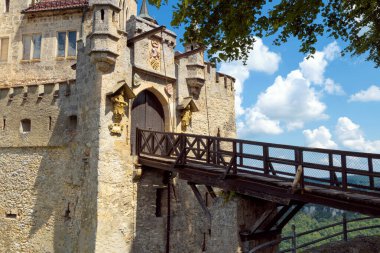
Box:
[137,129,380,217]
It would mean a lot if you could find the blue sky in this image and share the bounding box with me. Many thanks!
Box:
[145,1,380,153]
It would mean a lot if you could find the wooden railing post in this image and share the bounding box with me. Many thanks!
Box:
[136,128,141,156]
[212,139,217,165]
[295,149,304,190]
[263,145,269,175]
[233,140,237,175]
[180,134,187,165]
[329,153,334,187]
[369,157,375,190]
[343,214,348,242]
[341,155,347,191]
[291,224,297,253]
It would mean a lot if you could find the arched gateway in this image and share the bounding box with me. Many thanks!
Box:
[130,90,165,154]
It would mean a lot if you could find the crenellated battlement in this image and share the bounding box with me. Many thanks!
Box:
[0,79,79,148]
[0,79,76,102]
[215,71,235,92]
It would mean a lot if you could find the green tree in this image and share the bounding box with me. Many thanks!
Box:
[149,0,380,66]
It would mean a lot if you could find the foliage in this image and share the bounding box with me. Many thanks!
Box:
[148,0,380,67]
[280,205,380,251]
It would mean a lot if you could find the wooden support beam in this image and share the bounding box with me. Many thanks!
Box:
[277,203,304,229]
[249,207,277,234]
[263,205,291,231]
[206,185,217,199]
[188,182,211,223]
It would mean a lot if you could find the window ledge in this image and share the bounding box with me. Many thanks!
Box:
[56,56,77,61]
[20,59,41,63]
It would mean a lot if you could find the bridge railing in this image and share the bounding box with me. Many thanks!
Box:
[137,129,380,195]
[249,214,380,253]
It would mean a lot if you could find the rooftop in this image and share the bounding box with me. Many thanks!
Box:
[22,0,88,13]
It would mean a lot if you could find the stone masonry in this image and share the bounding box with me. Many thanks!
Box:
[0,0,269,252]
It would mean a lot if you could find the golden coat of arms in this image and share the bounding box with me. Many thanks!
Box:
[149,40,161,70]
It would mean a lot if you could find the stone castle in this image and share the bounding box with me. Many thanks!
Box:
[0,0,265,252]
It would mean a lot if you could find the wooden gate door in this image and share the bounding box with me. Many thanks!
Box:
[130,90,165,154]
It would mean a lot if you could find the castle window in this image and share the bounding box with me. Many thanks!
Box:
[20,119,31,133]
[57,31,77,58]
[101,9,105,21]
[4,0,9,13]
[48,116,52,130]
[58,31,77,57]
[2,117,5,130]
[22,34,41,60]
[155,188,168,217]
[0,37,9,62]
[68,115,77,131]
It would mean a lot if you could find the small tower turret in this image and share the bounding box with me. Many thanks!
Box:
[88,0,121,72]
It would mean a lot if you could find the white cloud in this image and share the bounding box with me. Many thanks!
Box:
[254,70,327,131]
[324,78,345,95]
[349,85,380,102]
[323,41,340,61]
[336,117,380,153]
[221,41,342,136]
[245,38,282,74]
[303,126,338,149]
[219,37,281,117]
[238,108,283,135]
[299,42,340,85]
[299,51,328,85]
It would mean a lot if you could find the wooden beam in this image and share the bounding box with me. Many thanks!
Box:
[249,207,277,234]
[188,183,211,222]
[291,165,303,193]
[127,26,166,46]
[206,185,217,199]
[277,203,304,229]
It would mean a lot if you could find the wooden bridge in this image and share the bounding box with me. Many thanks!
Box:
[136,129,380,242]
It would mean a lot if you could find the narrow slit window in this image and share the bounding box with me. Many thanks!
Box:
[0,37,9,62]
[155,188,163,217]
[5,0,10,13]
[2,117,5,130]
[125,8,128,24]
[5,213,16,219]
[101,9,105,21]
[48,116,52,130]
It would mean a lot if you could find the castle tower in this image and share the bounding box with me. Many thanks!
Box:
[89,0,121,72]
[75,1,140,252]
